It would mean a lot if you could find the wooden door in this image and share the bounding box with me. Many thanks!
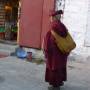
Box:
[19,0,55,49]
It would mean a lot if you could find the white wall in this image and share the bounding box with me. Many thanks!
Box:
[62,0,90,60]
[84,0,90,46]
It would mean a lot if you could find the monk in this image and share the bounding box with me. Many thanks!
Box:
[43,10,70,90]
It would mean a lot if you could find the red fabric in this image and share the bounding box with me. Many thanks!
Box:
[44,20,69,86]
[51,20,68,37]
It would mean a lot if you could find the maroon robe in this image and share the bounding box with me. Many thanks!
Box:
[44,20,69,87]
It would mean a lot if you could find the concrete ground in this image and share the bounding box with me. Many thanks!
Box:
[0,56,90,90]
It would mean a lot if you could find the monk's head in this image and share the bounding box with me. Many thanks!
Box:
[49,10,63,22]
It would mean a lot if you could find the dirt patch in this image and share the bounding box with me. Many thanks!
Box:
[26,58,45,65]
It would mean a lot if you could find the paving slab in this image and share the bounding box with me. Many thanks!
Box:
[0,56,90,90]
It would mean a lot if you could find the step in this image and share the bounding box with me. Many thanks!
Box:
[0,43,18,55]
[0,42,44,59]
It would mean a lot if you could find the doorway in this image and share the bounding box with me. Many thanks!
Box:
[0,0,20,44]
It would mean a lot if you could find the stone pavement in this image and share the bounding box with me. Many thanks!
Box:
[0,56,90,90]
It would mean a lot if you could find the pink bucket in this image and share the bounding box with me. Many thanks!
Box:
[27,52,32,61]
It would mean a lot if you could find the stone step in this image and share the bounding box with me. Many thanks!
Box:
[0,43,44,59]
[0,43,18,55]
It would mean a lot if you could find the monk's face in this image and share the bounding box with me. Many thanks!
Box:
[50,14,61,22]
[50,16,57,22]
[55,14,61,20]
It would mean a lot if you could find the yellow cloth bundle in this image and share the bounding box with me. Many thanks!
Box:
[51,30,76,54]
